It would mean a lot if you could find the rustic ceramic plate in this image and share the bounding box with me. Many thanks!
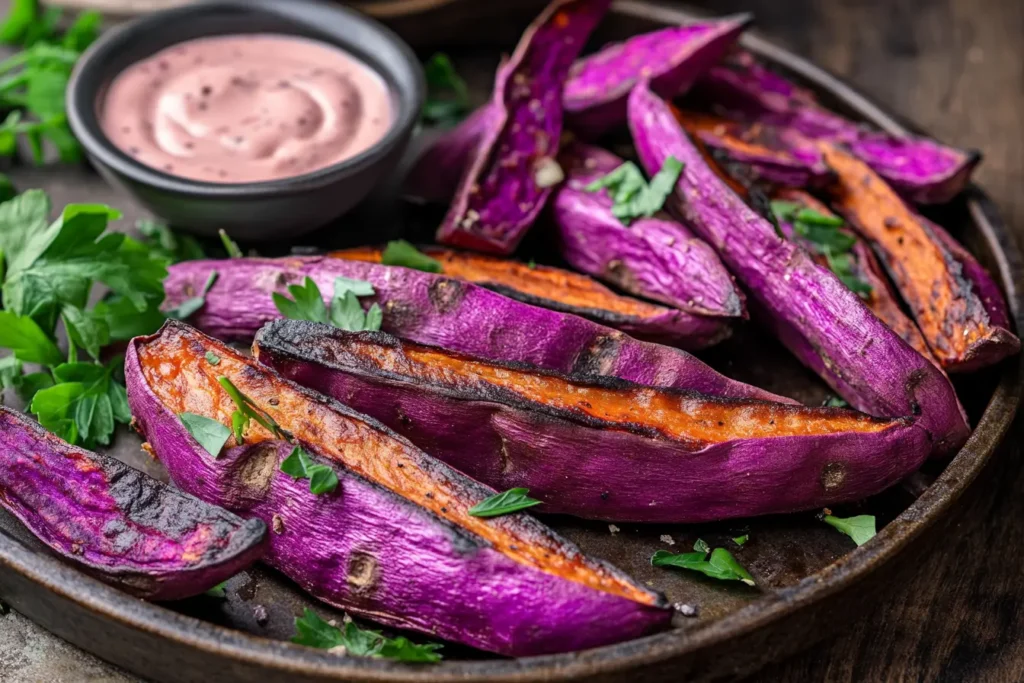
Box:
[0,2,1019,681]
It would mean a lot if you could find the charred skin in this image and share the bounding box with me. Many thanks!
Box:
[126,321,669,655]
[628,81,969,456]
[436,0,612,254]
[820,143,1019,372]
[772,189,939,366]
[163,256,791,403]
[256,321,933,524]
[0,406,265,600]
[333,245,729,349]
[691,48,979,204]
[553,142,746,319]
[674,110,834,189]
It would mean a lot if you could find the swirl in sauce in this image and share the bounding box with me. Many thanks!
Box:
[100,34,393,183]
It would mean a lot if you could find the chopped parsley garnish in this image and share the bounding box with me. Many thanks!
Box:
[468,487,542,517]
[421,52,469,126]
[822,395,849,408]
[823,513,876,546]
[293,608,443,662]
[204,351,221,365]
[280,446,338,496]
[770,199,873,297]
[164,270,217,321]
[273,276,382,332]
[585,157,683,225]
[380,240,442,273]
[651,539,755,586]
[179,412,231,458]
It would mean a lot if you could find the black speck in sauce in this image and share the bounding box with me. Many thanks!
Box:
[201,85,212,96]
[198,102,208,111]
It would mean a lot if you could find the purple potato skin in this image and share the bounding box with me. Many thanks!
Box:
[564,15,752,137]
[436,0,611,254]
[691,125,833,189]
[693,49,979,204]
[0,406,265,601]
[164,257,791,403]
[554,142,745,318]
[627,81,969,456]
[406,18,753,205]
[124,331,670,656]
[255,322,934,524]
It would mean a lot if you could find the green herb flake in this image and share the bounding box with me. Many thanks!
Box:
[822,396,849,408]
[381,240,443,273]
[217,376,281,438]
[205,581,228,599]
[823,513,876,546]
[732,535,749,546]
[585,157,683,225]
[280,445,314,478]
[204,351,221,365]
[179,412,231,458]
[652,541,756,587]
[279,446,338,496]
[218,229,243,258]
[308,465,339,495]
[292,608,442,662]
[422,52,468,126]
[468,488,542,518]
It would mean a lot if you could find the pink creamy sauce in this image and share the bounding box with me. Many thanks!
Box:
[100,34,393,183]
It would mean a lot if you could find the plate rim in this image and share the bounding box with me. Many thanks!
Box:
[1,1,1020,680]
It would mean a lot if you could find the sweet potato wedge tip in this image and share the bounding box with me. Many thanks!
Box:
[693,48,980,204]
[126,321,670,655]
[333,245,729,349]
[436,0,611,254]
[256,321,932,524]
[628,80,969,455]
[163,256,790,403]
[552,142,745,320]
[0,406,265,601]
[820,143,1019,372]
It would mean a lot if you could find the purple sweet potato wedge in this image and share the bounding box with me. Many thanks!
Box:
[553,142,745,318]
[163,257,790,402]
[771,189,938,366]
[674,110,833,189]
[693,48,980,204]
[333,245,729,349]
[256,321,933,524]
[628,81,969,455]
[0,405,265,601]
[126,321,670,655]
[436,0,611,254]
[404,105,499,205]
[564,15,751,137]
[820,143,1019,372]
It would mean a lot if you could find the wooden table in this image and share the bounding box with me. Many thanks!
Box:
[2,0,1023,680]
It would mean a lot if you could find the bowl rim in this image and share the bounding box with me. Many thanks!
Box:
[13,1,1022,681]
[65,0,426,198]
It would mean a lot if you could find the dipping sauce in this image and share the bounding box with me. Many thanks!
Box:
[100,34,393,183]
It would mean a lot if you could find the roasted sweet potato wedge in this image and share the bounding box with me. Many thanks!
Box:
[0,406,265,601]
[436,0,610,254]
[552,142,745,319]
[333,245,729,348]
[674,110,833,189]
[126,321,670,655]
[164,257,790,402]
[628,81,969,455]
[820,143,1019,372]
[255,321,932,523]
[692,48,980,204]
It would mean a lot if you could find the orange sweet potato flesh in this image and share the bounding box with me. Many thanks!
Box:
[335,246,673,321]
[135,324,652,605]
[820,142,1018,371]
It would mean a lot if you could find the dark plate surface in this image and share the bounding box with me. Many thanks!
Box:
[0,2,1019,681]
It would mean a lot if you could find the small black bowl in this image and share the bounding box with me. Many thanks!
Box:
[67,0,424,240]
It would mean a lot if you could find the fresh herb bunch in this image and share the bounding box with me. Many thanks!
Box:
[0,1,103,164]
[0,189,169,447]
[770,200,873,297]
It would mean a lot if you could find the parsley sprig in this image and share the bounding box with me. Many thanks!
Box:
[468,488,542,517]
[770,200,873,297]
[293,608,443,662]
[652,539,755,586]
[0,190,169,447]
[585,156,684,225]
[280,446,338,495]
[0,2,102,163]
[822,511,876,546]
[273,276,382,332]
